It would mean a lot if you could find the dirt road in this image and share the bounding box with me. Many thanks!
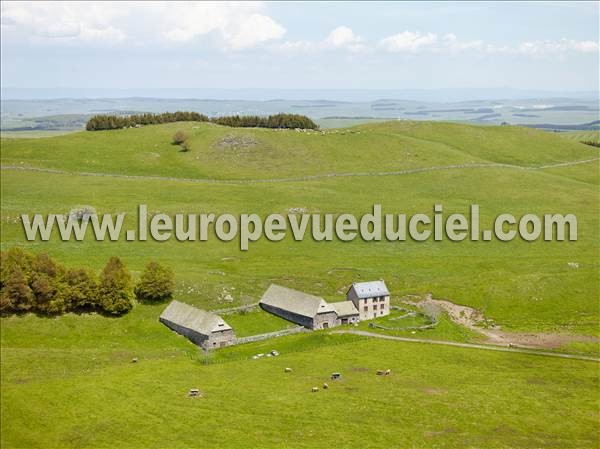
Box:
[333,329,600,362]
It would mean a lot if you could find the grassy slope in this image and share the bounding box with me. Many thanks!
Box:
[2,121,597,179]
[1,122,598,332]
[1,121,599,448]
[1,313,597,449]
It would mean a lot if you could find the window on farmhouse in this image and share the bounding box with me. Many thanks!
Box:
[364,306,368,312]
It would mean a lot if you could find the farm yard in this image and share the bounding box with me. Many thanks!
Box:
[1,120,599,448]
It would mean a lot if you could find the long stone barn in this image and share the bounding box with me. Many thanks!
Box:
[159,300,235,350]
[259,284,359,330]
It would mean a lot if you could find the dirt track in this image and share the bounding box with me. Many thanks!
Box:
[409,294,600,351]
[333,330,600,362]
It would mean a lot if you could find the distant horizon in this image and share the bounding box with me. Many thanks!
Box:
[2,87,599,102]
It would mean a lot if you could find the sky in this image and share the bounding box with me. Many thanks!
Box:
[1,1,599,92]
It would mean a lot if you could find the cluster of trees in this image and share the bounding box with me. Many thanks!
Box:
[0,248,175,316]
[86,111,209,131]
[86,112,318,131]
[581,140,600,148]
[211,113,319,130]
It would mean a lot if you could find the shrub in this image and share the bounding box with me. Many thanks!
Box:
[98,257,134,315]
[0,248,35,313]
[62,268,99,311]
[172,130,189,145]
[1,267,34,313]
[134,261,175,303]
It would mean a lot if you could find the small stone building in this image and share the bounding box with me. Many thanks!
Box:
[259,284,338,330]
[347,280,390,320]
[331,301,360,325]
[159,300,235,350]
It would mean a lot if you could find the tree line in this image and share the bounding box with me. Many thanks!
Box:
[0,248,175,316]
[86,112,319,131]
[86,111,209,131]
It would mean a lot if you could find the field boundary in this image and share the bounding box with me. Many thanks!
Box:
[2,157,598,185]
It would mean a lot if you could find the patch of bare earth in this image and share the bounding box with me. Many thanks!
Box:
[406,294,600,350]
[214,135,259,155]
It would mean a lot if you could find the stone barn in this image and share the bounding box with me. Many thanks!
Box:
[347,280,390,320]
[259,284,338,330]
[159,300,235,350]
[331,301,359,325]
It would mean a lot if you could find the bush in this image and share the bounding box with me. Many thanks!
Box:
[98,257,134,315]
[135,261,175,303]
[172,130,189,145]
[62,268,99,311]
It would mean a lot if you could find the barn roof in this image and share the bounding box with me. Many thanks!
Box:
[348,280,389,299]
[160,300,232,335]
[331,301,359,317]
[260,284,335,318]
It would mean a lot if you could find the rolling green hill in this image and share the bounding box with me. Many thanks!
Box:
[1,121,599,448]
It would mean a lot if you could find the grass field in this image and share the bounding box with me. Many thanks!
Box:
[1,310,598,449]
[1,120,599,448]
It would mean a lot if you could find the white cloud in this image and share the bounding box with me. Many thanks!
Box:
[223,13,286,50]
[379,31,438,53]
[0,1,285,50]
[1,1,127,43]
[1,2,596,59]
[443,33,484,52]
[159,3,285,50]
[378,30,597,57]
[275,26,365,53]
[515,38,599,55]
[324,26,365,51]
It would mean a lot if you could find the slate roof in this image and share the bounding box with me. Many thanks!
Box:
[331,301,359,317]
[348,280,390,299]
[160,300,232,335]
[260,284,335,318]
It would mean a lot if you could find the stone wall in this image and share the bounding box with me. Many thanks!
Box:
[213,303,259,315]
[235,326,307,345]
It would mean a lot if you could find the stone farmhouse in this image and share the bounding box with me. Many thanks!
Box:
[259,280,389,329]
[347,280,390,320]
[260,284,342,330]
[160,300,235,350]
